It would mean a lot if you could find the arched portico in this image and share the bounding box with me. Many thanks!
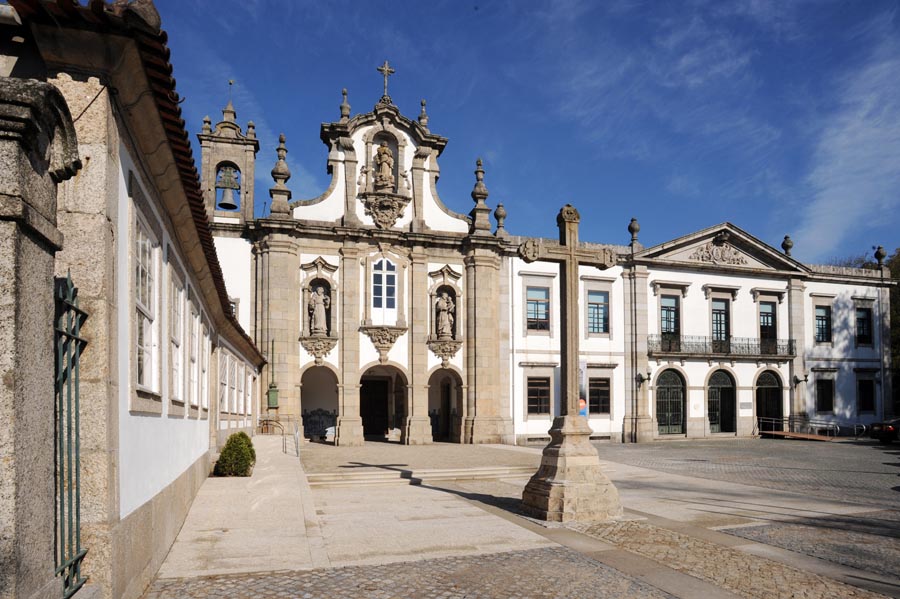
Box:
[707,369,736,434]
[656,369,686,435]
[427,368,464,442]
[359,364,409,442]
[755,370,784,432]
[300,365,339,442]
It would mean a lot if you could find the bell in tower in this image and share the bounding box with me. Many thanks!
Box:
[197,84,260,223]
[216,164,240,211]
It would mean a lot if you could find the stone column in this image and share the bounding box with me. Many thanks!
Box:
[787,278,806,417]
[403,247,432,444]
[335,243,363,445]
[0,78,80,599]
[622,264,654,442]
[464,249,506,443]
[496,255,515,444]
[260,231,302,436]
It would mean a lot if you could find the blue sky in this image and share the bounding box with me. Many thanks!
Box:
[156,0,900,263]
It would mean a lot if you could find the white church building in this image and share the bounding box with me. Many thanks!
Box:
[203,65,892,446]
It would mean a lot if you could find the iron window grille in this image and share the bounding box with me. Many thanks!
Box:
[527,377,551,414]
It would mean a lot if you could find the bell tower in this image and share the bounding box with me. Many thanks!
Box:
[198,94,260,225]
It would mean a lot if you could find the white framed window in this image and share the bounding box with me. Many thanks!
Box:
[229,355,237,414]
[219,351,228,414]
[135,218,159,392]
[169,276,184,403]
[188,305,199,408]
[201,325,209,410]
[371,259,397,325]
[236,361,245,415]
[587,290,609,335]
[526,286,551,332]
[247,374,255,416]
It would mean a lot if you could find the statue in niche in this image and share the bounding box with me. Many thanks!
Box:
[435,292,455,340]
[308,286,331,336]
[374,141,395,191]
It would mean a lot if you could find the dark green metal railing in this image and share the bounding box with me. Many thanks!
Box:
[54,274,89,598]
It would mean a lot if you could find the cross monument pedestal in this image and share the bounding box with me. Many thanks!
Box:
[520,205,623,522]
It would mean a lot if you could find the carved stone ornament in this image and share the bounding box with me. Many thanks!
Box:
[689,241,748,266]
[518,238,540,263]
[361,325,407,363]
[299,336,338,366]
[558,204,580,223]
[427,339,463,368]
[596,247,617,269]
[361,192,411,229]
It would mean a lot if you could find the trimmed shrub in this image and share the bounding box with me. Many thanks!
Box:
[235,431,256,464]
[213,433,254,477]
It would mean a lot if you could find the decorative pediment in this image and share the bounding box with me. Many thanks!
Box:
[300,256,339,279]
[361,325,407,364]
[635,223,810,273]
[428,265,462,287]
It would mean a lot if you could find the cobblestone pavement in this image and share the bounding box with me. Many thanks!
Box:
[143,546,676,599]
[720,510,900,578]
[593,438,900,508]
[570,520,887,599]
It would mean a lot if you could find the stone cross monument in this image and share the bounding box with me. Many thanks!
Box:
[520,205,623,522]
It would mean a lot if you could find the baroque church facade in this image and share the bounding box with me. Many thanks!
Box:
[204,65,893,446]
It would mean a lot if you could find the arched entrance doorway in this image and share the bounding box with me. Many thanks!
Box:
[360,365,408,441]
[756,370,783,432]
[300,366,339,443]
[656,370,686,435]
[427,370,463,442]
[708,370,736,433]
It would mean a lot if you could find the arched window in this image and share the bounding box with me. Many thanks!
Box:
[708,370,736,433]
[657,369,685,435]
[372,259,397,325]
[215,163,241,211]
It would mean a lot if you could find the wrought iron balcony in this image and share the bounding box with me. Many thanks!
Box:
[648,334,795,358]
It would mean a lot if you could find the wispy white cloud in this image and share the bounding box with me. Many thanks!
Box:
[794,33,900,260]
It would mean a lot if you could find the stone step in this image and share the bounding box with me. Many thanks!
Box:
[306,465,537,487]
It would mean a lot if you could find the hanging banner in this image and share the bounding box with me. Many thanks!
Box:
[578,359,588,417]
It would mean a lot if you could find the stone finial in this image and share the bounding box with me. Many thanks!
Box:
[201,115,212,134]
[469,158,492,234]
[246,120,256,138]
[269,133,292,217]
[875,245,887,266]
[494,202,508,237]
[471,158,489,202]
[418,99,429,128]
[222,98,236,122]
[340,88,351,121]
[628,218,640,244]
[781,235,793,256]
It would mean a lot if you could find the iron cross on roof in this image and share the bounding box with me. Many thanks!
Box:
[377,59,395,105]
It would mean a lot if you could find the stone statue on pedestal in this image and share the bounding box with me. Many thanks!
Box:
[374,141,394,191]
[435,292,455,340]
[308,286,330,336]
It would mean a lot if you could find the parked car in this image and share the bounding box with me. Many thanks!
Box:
[869,418,900,443]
